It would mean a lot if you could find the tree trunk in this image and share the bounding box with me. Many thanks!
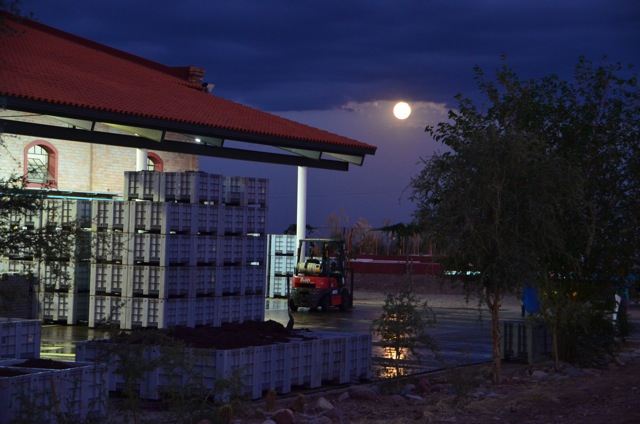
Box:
[488,288,503,384]
[552,323,559,370]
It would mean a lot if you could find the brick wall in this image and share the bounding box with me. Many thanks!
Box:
[0,113,199,194]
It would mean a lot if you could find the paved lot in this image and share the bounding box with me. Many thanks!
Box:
[266,292,525,373]
[41,292,525,371]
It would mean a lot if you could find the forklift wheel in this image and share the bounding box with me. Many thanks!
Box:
[288,299,298,312]
[339,290,351,311]
[320,295,331,311]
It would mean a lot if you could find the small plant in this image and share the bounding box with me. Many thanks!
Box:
[291,393,305,413]
[264,388,277,411]
[217,403,234,424]
[371,289,437,377]
[441,351,483,398]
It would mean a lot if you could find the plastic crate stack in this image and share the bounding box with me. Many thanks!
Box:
[88,171,268,329]
[76,331,372,400]
[0,359,108,423]
[0,318,41,359]
[265,234,297,298]
[0,199,92,325]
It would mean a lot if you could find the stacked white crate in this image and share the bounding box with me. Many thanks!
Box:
[43,198,93,229]
[75,331,372,400]
[1,198,93,325]
[0,273,38,319]
[0,318,41,359]
[38,258,91,325]
[89,171,268,329]
[0,359,108,423]
[44,199,92,325]
[266,234,297,298]
[40,291,89,325]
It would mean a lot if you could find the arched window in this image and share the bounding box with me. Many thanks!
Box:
[147,152,163,172]
[24,140,58,188]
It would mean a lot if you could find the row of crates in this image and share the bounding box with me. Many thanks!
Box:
[268,275,291,298]
[75,331,372,400]
[0,318,41,360]
[124,171,268,206]
[88,294,265,329]
[269,234,297,255]
[5,198,93,230]
[3,229,92,262]
[40,292,89,325]
[92,200,266,235]
[3,192,267,235]
[90,263,265,298]
[1,259,90,293]
[500,320,551,364]
[0,359,108,424]
[93,233,266,266]
[268,254,296,277]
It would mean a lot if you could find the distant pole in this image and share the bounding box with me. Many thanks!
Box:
[136,148,148,171]
[296,166,307,245]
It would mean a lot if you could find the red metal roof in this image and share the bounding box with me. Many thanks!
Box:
[0,13,376,155]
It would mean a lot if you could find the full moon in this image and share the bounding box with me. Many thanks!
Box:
[393,101,411,120]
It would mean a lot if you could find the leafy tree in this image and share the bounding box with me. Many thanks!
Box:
[492,58,640,366]
[371,290,437,377]
[412,55,640,381]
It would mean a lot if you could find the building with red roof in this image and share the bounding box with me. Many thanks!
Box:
[0,12,376,195]
[0,12,377,326]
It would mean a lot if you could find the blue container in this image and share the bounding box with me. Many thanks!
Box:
[522,284,541,315]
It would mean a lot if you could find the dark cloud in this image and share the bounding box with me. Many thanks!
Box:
[18,0,640,111]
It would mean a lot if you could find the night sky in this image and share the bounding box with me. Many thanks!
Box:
[15,0,640,234]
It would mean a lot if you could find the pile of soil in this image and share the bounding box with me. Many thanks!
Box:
[0,358,77,378]
[113,320,314,350]
[15,358,78,369]
[166,320,313,349]
[0,368,28,377]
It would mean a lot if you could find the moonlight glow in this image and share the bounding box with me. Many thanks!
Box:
[393,102,411,119]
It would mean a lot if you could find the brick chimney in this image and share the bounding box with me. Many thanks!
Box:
[186,66,206,84]
[169,66,206,84]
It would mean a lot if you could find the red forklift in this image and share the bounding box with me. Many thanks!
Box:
[289,238,353,311]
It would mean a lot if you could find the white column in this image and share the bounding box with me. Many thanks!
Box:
[296,166,307,245]
[136,148,148,171]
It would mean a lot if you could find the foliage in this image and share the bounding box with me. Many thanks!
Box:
[410,55,640,380]
[283,223,316,236]
[0,176,87,312]
[374,222,428,255]
[412,95,582,382]
[371,289,437,377]
[0,0,32,38]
